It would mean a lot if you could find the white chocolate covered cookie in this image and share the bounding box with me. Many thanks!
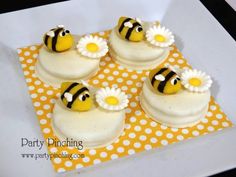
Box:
[109,28,169,70]
[36,35,100,88]
[109,17,172,70]
[52,82,128,148]
[52,100,125,148]
[140,67,212,128]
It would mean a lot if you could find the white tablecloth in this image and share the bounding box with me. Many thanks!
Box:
[0,0,236,177]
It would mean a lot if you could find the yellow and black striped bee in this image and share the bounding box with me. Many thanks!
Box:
[149,67,181,94]
[60,82,92,112]
[43,25,74,52]
[117,16,144,42]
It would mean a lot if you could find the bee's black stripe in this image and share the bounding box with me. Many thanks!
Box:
[61,83,79,100]
[151,68,168,85]
[45,28,56,46]
[44,35,49,46]
[67,87,89,108]
[125,22,140,40]
[158,71,176,93]
[119,18,131,33]
[51,28,63,52]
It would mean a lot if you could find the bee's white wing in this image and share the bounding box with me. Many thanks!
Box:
[46,31,55,37]
[124,22,133,28]
[64,92,73,102]
[155,74,165,81]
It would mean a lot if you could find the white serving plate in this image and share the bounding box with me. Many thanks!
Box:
[0,0,236,177]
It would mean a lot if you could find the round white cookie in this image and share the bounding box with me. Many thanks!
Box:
[109,24,169,70]
[140,79,210,128]
[35,36,100,88]
[52,100,125,149]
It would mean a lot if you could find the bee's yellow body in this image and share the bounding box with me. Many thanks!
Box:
[43,26,73,52]
[60,82,92,112]
[117,17,144,42]
[149,67,181,94]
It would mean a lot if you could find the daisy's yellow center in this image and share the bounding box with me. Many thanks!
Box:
[105,96,119,105]
[86,43,99,52]
[155,34,166,42]
[189,77,202,86]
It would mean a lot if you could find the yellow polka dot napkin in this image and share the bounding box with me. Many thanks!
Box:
[17,30,233,173]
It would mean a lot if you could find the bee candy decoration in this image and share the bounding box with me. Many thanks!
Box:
[149,67,181,94]
[43,25,74,52]
[117,16,144,42]
[60,82,92,112]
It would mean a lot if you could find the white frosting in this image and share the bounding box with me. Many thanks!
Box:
[108,25,169,69]
[140,79,210,128]
[52,100,125,148]
[36,35,100,88]
[155,74,165,81]
[124,22,133,28]
[57,24,64,28]
[109,47,169,70]
[46,31,55,37]
[64,92,73,102]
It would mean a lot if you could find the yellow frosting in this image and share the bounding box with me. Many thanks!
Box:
[149,67,181,94]
[105,96,119,105]
[86,43,99,52]
[189,78,202,86]
[43,27,74,52]
[155,34,166,42]
[60,82,92,112]
[117,16,144,42]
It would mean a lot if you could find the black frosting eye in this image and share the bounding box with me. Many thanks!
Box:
[174,79,177,85]
[82,95,86,101]
[61,31,66,36]
[171,78,179,85]
[85,94,90,98]
[65,30,70,33]
[79,94,87,101]
[136,26,143,32]
[177,77,181,81]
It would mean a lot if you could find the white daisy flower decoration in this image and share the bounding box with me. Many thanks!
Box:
[146,25,174,47]
[77,35,108,58]
[181,69,213,93]
[95,87,129,111]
